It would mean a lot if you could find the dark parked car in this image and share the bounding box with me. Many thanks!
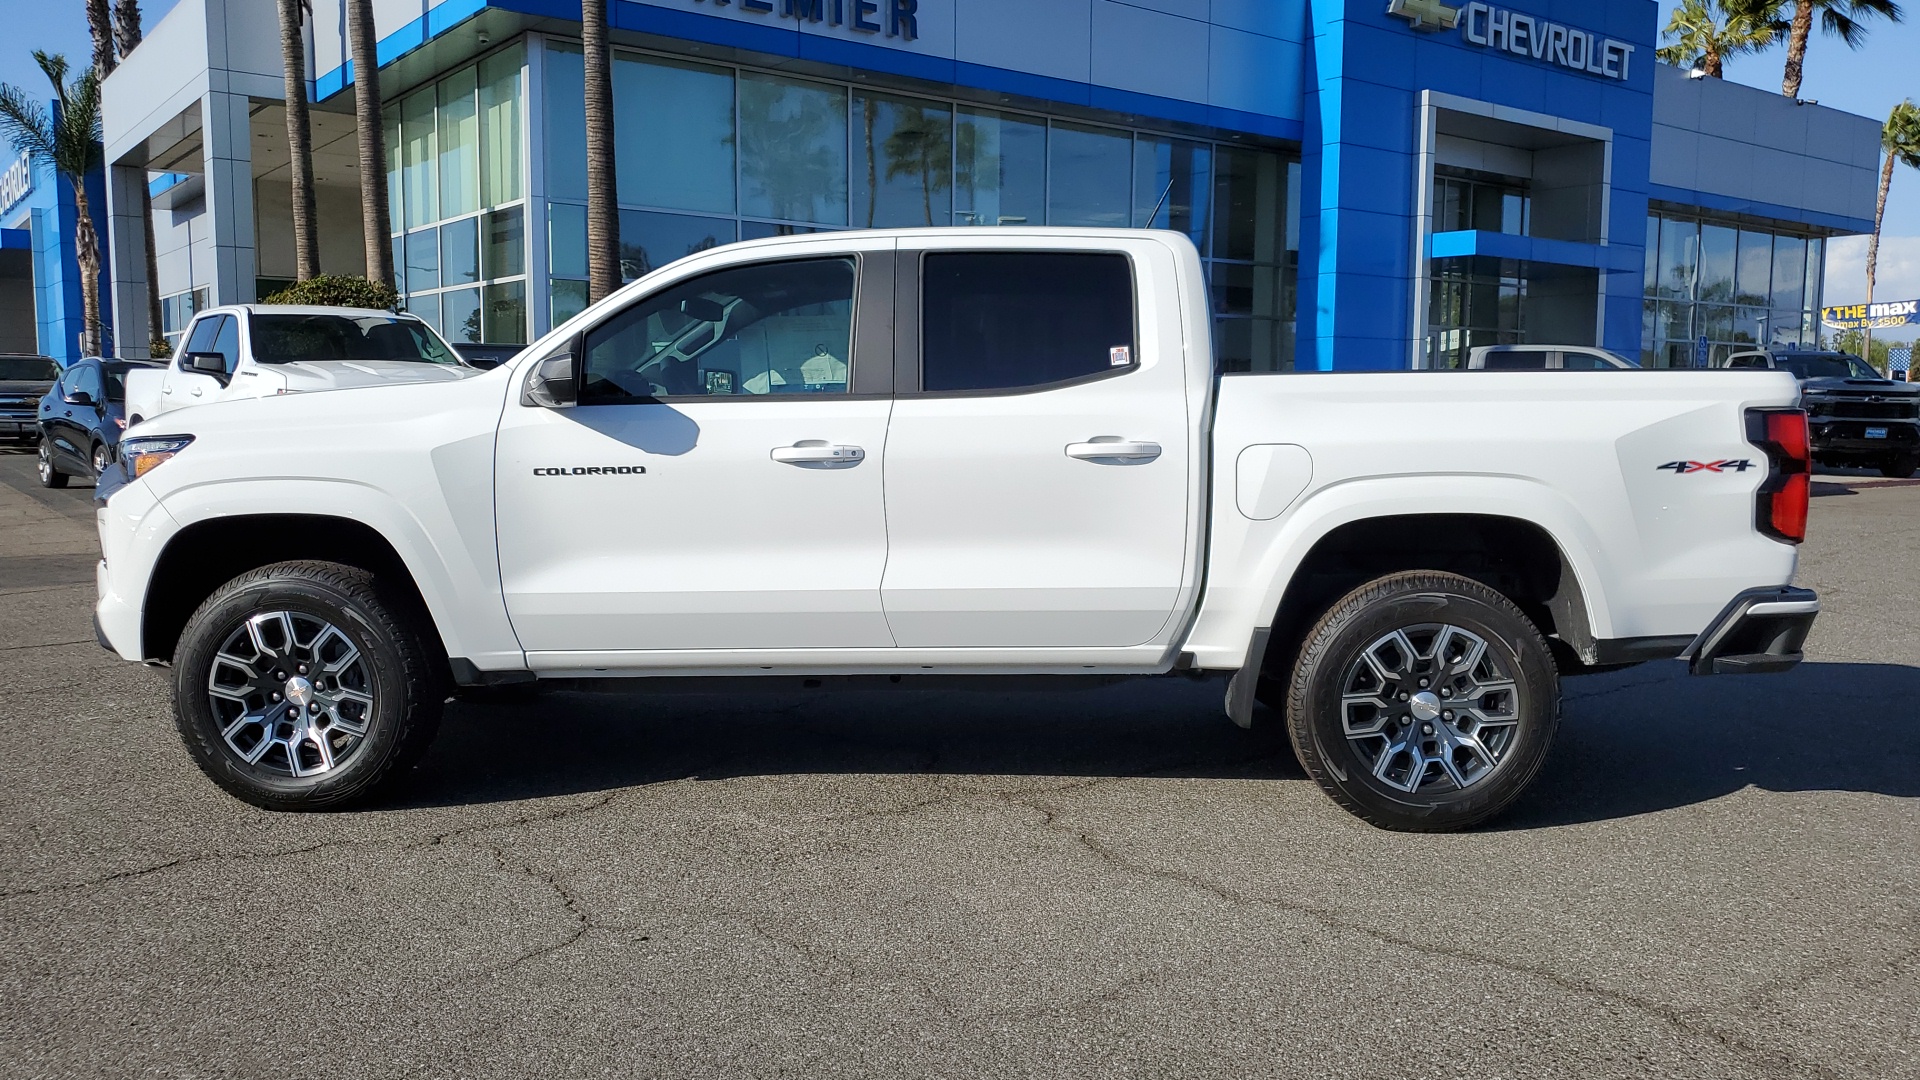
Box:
[449,342,522,369]
[37,358,158,488]
[1722,348,1920,477]
[1,354,63,445]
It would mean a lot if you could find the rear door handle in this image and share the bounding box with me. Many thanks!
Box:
[161,386,173,395]
[771,441,865,466]
[1066,438,1162,463]
[190,387,203,397]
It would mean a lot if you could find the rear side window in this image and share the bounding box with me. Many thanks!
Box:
[1480,351,1546,370]
[920,252,1135,393]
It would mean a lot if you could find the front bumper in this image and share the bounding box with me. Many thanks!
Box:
[1809,419,1920,453]
[0,415,36,437]
[1681,586,1819,676]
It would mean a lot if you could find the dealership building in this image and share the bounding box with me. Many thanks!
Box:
[54,0,1883,370]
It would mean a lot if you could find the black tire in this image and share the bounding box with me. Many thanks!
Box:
[172,560,444,811]
[1284,571,1559,832]
[1881,454,1919,479]
[37,437,68,489]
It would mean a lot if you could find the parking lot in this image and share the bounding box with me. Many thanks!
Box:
[1,446,1915,1080]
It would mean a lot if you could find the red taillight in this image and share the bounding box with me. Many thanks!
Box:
[1746,408,1810,544]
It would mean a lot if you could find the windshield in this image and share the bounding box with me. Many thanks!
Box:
[1777,354,1878,380]
[247,314,459,365]
[0,357,60,381]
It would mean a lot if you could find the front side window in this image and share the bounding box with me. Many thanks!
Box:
[920,252,1135,393]
[581,257,856,403]
[181,315,223,363]
[248,314,459,365]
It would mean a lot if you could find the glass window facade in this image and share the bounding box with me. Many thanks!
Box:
[386,42,529,344]
[1428,257,1526,368]
[1643,210,1824,368]
[539,39,1300,370]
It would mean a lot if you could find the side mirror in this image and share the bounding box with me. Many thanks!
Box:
[521,346,579,409]
[186,352,228,382]
[65,389,96,407]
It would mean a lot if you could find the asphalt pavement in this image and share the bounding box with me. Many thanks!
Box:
[1,445,1916,1079]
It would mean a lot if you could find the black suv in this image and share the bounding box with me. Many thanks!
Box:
[1724,349,1920,478]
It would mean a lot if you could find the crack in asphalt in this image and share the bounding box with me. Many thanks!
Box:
[0,639,94,652]
[997,787,1852,1080]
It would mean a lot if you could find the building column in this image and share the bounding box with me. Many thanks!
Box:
[105,162,152,358]
[200,91,257,305]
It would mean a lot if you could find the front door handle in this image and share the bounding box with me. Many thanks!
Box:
[771,440,865,466]
[161,386,173,395]
[1066,438,1162,463]
[190,387,204,397]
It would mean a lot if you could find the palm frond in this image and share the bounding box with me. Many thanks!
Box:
[0,84,55,162]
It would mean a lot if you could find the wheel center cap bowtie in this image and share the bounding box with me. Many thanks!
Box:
[1409,690,1444,722]
[284,676,315,709]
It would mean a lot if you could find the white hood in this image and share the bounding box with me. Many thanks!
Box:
[274,360,481,393]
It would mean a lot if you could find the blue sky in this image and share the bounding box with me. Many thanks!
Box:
[6,1,1919,308]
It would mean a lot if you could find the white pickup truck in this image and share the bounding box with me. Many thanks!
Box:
[96,229,1820,831]
[124,305,476,424]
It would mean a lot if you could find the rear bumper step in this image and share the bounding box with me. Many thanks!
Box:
[1681,586,1819,677]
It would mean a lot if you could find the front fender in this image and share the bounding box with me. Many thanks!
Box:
[142,476,522,670]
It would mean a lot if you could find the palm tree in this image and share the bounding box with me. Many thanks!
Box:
[345,0,393,288]
[1864,100,1920,363]
[1658,0,1785,77]
[1781,0,1903,99]
[86,0,117,78]
[883,107,951,227]
[582,0,620,302]
[278,0,320,281]
[0,54,106,355]
[109,0,165,354]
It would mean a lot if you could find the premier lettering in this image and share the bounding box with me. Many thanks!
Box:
[696,0,919,41]
[1461,3,1635,81]
[0,154,32,217]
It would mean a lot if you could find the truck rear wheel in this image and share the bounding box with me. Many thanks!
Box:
[1284,571,1559,832]
[171,561,444,811]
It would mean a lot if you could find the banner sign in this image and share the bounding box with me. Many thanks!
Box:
[1822,300,1920,330]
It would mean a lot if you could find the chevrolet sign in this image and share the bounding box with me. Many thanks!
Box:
[0,153,32,219]
[1389,1,1637,81]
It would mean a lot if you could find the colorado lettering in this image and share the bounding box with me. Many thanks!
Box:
[695,0,920,41]
[534,466,648,476]
[1461,3,1635,81]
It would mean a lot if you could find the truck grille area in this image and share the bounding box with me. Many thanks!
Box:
[1809,395,1920,421]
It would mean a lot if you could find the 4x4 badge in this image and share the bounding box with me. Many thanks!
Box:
[1658,460,1756,474]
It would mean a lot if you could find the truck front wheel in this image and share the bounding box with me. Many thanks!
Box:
[171,561,444,810]
[1284,571,1559,832]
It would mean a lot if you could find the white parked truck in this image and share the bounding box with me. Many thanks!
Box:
[123,305,477,424]
[96,230,1820,830]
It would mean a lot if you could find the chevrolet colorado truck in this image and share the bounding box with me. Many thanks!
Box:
[95,229,1820,831]
[122,305,477,424]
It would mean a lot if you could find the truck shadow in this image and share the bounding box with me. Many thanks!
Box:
[398,661,1920,828]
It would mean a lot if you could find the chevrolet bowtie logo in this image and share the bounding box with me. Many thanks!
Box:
[1388,0,1463,31]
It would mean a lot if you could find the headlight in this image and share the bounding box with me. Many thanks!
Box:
[120,434,194,479]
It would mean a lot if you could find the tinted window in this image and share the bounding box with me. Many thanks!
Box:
[248,314,457,365]
[1776,354,1869,379]
[72,363,106,400]
[1479,350,1548,370]
[182,316,223,362]
[0,357,59,381]
[920,252,1135,393]
[1561,352,1612,370]
[211,315,241,374]
[581,257,856,403]
[1727,356,1764,369]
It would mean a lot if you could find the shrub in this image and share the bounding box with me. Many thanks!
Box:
[148,337,172,359]
[260,275,401,310]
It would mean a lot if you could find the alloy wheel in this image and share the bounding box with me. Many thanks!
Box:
[1339,623,1521,793]
[206,611,377,777]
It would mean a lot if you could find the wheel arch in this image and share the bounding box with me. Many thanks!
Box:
[141,514,441,666]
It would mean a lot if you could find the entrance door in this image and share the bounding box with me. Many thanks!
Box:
[880,241,1197,649]
[496,251,896,658]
